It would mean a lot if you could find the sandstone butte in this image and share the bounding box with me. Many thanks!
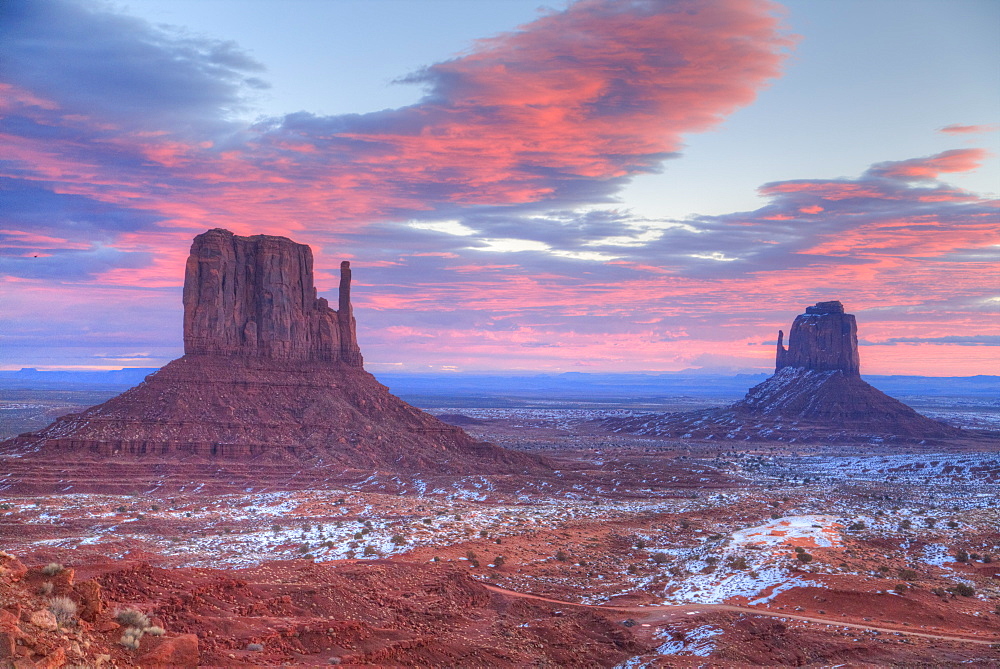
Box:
[605,301,966,442]
[1,229,543,474]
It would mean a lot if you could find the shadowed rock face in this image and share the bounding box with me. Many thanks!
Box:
[183,229,362,366]
[776,300,860,376]
[2,229,543,474]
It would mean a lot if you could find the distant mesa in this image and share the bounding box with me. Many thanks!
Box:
[2,229,543,475]
[605,301,966,443]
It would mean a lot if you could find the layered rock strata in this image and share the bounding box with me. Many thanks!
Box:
[2,229,541,473]
[605,301,964,442]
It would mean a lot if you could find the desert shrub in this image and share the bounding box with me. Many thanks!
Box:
[38,581,54,595]
[770,512,781,520]
[41,562,64,576]
[931,587,948,598]
[493,555,505,568]
[727,556,748,570]
[793,546,805,554]
[298,543,310,553]
[947,520,958,529]
[390,534,406,546]
[147,626,165,636]
[479,529,489,538]
[894,583,907,594]
[466,550,478,560]
[796,552,813,564]
[955,550,970,563]
[468,559,480,568]
[247,643,264,651]
[983,554,993,564]
[555,550,569,562]
[668,566,686,577]
[897,568,919,581]
[353,532,363,540]
[705,556,719,565]
[115,608,150,629]
[899,519,912,530]
[948,583,975,597]
[362,545,377,556]
[495,538,502,544]
[120,627,143,649]
[431,556,440,562]
[970,553,981,561]
[634,539,646,549]
[650,553,669,564]
[48,596,77,625]
[924,518,936,528]
[848,521,866,531]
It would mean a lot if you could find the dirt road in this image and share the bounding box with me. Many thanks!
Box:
[482,584,1000,647]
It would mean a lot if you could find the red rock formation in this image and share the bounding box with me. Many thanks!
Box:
[183,229,361,365]
[605,301,965,442]
[2,229,542,474]
[776,300,860,376]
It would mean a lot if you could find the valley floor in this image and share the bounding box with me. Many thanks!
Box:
[1,407,998,666]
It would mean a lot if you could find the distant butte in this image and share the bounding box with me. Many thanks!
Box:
[1,229,544,478]
[605,301,966,443]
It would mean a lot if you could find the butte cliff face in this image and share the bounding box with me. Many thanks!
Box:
[2,229,542,476]
[605,301,964,442]
[182,229,362,365]
[775,300,859,376]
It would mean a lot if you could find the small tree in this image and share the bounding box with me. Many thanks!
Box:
[949,583,975,597]
[555,550,569,562]
[894,583,907,595]
[796,552,813,564]
[955,549,970,563]
[493,555,505,568]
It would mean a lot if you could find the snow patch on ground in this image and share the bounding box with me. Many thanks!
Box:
[732,515,842,550]
[655,624,724,657]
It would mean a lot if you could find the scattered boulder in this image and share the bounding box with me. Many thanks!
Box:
[138,633,200,668]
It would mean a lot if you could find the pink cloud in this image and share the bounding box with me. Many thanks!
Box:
[867,148,988,181]
[938,123,1000,135]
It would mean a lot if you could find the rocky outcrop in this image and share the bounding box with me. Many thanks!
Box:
[605,301,965,443]
[775,300,859,376]
[183,229,361,365]
[1,229,542,474]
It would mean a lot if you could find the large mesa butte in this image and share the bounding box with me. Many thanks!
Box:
[605,300,965,442]
[1,229,542,479]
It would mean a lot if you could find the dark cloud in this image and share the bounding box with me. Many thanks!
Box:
[0,0,266,134]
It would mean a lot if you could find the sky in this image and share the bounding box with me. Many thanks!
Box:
[1,0,998,376]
